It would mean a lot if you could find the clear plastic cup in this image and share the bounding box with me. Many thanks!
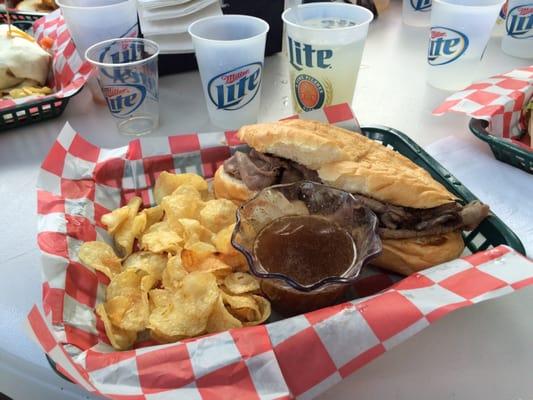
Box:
[188,15,269,130]
[85,38,160,136]
[501,0,533,58]
[282,3,373,113]
[402,0,432,27]
[427,0,505,91]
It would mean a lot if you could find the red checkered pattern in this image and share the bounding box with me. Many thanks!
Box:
[30,104,533,399]
[433,65,533,150]
[0,11,91,110]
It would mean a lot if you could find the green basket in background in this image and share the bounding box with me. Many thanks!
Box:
[469,118,533,175]
[0,10,82,132]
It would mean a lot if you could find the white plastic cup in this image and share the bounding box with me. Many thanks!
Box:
[188,15,269,130]
[402,0,432,27]
[427,0,505,91]
[85,38,160,136]
[282,3,373,113]
[56,0,139,57]
[501,0,533,58]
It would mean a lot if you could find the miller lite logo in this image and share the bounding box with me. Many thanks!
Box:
[103,84,148,117]
[208,62,262,110]
[98,40,158,118]
[287,37,333,71]
[427,27,469,66]
[506,4,533,39]
[410,0,431,11]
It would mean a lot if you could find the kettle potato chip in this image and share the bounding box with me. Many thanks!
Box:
[224,272,260,295]
[78,241,122,279]
[213,223,239,256]
[199,199,237,233]
[123,251,167,281]
[148,272,218,338]
[154,171,208,204]
[206,295,243,334]
[162,255,188,290]
[140,222,183,255]
[96,304,137,350]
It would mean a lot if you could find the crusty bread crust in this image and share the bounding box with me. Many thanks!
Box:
[213,166,256,204]
[239,119,456,208]
[238,122,353,170]
[371,231,465,275]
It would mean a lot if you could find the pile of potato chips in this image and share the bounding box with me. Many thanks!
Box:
[78,172,270,350]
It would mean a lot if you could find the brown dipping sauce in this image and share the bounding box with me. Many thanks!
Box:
[253,215,356,286]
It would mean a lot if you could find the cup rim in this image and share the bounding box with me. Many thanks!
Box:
[56,0,132,10]
[188,15,270,44]
[282,2,374,32]
[85,38,160,68]
[433,0,505,8]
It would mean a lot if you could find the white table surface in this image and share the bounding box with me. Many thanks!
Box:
[1,1,532,399]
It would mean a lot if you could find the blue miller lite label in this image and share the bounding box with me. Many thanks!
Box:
[207,62,262,110]
[99,41,158,117]
[410,0,432,11]
[506,3,533,39]
[427,27,469,66]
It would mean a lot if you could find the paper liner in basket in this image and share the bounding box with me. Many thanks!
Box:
[31,103,533,399]
[0,10,91,110]
[433,66,533,150]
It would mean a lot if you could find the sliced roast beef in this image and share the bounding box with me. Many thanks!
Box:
[223,150,489,238]
[223,150,319,190]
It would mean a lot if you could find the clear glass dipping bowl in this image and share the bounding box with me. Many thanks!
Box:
[231,181,382,315]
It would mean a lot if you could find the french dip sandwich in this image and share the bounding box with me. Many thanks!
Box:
[214,119,490,275]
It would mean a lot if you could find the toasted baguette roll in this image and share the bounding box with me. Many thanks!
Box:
[213,166,256,204]
[371,231,465,275]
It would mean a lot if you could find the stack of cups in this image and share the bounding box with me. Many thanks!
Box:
[56,0,139,104]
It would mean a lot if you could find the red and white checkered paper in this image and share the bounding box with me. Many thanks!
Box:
[0,10,91,110]
[433,66,533,150]
[30,103,533,399]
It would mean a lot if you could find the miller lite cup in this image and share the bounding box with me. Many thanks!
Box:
[85,38,160,136]
[188,15,269,130]
[402,0,432,27]
[282,3,373,113]
[501,0,533,58]
[427,0,505,91]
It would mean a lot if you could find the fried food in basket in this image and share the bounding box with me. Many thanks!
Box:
[0,25,52,100]
[79,172,270,350]
[15,0,58,12]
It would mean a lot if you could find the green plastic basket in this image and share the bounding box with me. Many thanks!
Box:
[0,10,82,132]
[469,118,533,175]
[44,123,526,380]
[0,91,81,132]
[0,9,43,31]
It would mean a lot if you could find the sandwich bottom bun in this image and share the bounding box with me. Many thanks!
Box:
[371,231,465,276]
[213,165,256,204]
